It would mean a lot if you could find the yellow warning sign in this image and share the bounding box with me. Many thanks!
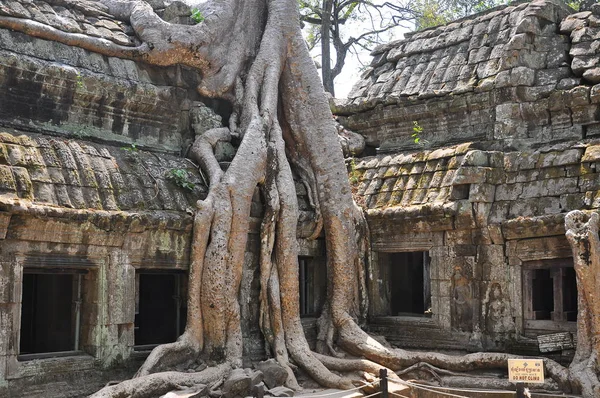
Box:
[508,359,545,383]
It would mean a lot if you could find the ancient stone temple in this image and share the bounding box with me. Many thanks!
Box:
[335,0,600,360]
[1,0,599,396]
[0,2,333,395]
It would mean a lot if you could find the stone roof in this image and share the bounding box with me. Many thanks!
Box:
[340,0,573,111]
[0,130,206,214]
[0,0,138,47]
[352,143,484,217]
[354,140,600,235]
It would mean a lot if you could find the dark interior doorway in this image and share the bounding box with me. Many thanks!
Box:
[299,258,314,316]
[298,257,327,317]
[562,267,578,322]
[20,272,80,356]
[135,273,186,347]
[531,269,554,320]
[523,258,578,324]
[388,252,431,316]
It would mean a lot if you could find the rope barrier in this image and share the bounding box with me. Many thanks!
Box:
[405,380,583,397]
[388,391,410,398]
[395,379,470,398]
[361,392,381,398]
[408,381,514,394]
[298,379,380,398]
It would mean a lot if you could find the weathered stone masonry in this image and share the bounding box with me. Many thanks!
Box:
[336,0,600,362]
[0,2,329,395]
[0,2,232,396]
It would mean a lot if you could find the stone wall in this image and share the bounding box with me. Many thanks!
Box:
[352,141,600,355]
[334,0,595,153]
[332,0,600,359]
[0,31,200,153]
[0,0,205,154]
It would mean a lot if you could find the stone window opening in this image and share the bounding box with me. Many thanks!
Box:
[19,269,85,360]
[298,257,327,318]
[388,251,432,317]
[523,258,577,325]
[134,271,187,350]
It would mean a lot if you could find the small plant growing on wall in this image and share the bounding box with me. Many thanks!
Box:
[121,143,139,161]
[348,158,360,185]
[75,72,84,89]
[191,8,205,23]
[121,143,139,153]
[167,168,195,191]
[412,121,423,144]
[411,121,430,147]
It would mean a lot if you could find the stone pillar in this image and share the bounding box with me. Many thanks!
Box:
[429,246,450,329]
[93,251,134,367]
[0,259,22,382]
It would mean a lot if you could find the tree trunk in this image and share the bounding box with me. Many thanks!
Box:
[321,0,335,95]
[565,211,600,397]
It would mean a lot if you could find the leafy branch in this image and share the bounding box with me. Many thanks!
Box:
[167,168,195,191]
[191,8,205,23]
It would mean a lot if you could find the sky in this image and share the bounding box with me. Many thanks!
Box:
[304,4,412,98]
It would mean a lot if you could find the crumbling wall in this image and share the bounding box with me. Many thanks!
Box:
[0,0,206,153]
[351,142,600,358]
[333,0,600,360]
[334,0,594,153]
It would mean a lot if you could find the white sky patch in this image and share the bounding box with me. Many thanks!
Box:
[303,3,412,98]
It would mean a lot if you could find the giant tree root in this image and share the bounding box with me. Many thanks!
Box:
[90,364,230,398]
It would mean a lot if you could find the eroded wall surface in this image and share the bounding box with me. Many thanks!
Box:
[0,2,214,395]
[338,0,600,360]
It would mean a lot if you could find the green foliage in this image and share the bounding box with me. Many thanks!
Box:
[191,8,205,23]
[348,158,360,184]
[167,168,195,191]
[413,0,452,30]
[121,143,139,153]
[413,0,508,30]
[75,72,84,89]
[412,121,423,145]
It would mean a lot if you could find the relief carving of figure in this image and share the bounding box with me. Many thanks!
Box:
[451,264,473,332]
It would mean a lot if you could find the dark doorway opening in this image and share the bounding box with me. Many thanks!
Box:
[298,257,327,317]
[523,258,577,325]
[561,267,578,322]
[20,272,82,357]
[388,252,431,316]
[531,269,554,320]
[134,273,186,347]
[299,258,314,316]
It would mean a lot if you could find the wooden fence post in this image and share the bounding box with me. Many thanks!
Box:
[380,368,388,398]
[516,382,525,398]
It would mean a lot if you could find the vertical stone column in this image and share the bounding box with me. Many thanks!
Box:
[479,244,514,349]
[506,240,524,336]
[0,258,22,382]
[429,246,450,329]
[93,250,135,367]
